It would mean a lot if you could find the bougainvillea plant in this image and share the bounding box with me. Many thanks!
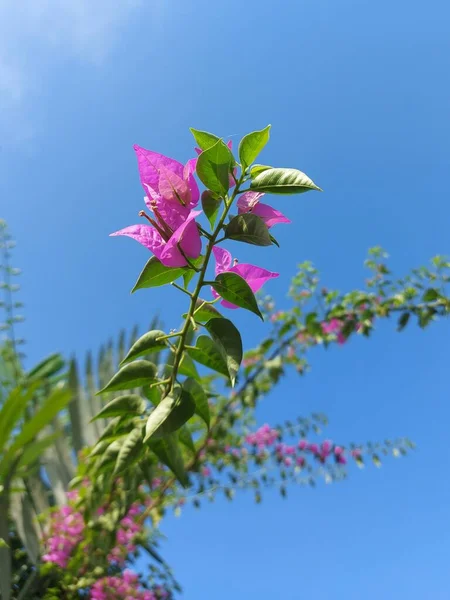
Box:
[12,128,449,599]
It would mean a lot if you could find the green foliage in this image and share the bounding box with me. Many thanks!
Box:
[201,191,222,229]
[212,272,263,319]
[186,335,229,378]
[195,139,234,196]
[132,257,189,291]
[238,125,271,169]
[204,318,243,386]
[91,394,146,421]
[97,360,157,394]
[121,330,168,364]
[225,214,272,246]
[189,128,221,151]
[250,166,322,194]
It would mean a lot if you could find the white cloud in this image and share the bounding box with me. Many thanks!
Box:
[0,0,144,142]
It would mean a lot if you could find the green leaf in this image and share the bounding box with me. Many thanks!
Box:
[0,505,11,600]
[147,434,189,487]
[144,389,195,441]
[142,383,161,406]
[27,353,65,380]
[397,312,410,331]
[132,257,186,291]
[16,433,61,471]
[239,125,271,169]
[269,234,280,247]
[114,427,144,475]
[204,318,242,386]
[91,394,146,421]
[97,360,157,394]
[422,288,439,302]
[250,167,322,194]
[178,426,196,453]
[183,377,210,427]
[225,214,272,246]
[183,269,196,289]
[201,190,222,228]
[178,354,200,379]
[0,382,41,451]
[0,387,71,478]
[341,319,356,339]
[121,330,168,365]
[196,140,233,196]
[212,272,263,319]
[250,164,272,177]
[185,299,224,323]
[186,336,229,378]
[190,128,221,151]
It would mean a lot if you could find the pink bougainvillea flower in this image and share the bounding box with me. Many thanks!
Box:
[110,203,202,268]
[212,246,279,309]
[134,144,199,212]
[237,191,291,228]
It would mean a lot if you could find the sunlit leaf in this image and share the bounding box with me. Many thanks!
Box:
[97,361,157,394]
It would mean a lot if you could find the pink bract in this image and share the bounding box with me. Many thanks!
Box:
[110,209,202,268]
[237,191,290,228]
[134,144,199,211]
[212,246,279,309]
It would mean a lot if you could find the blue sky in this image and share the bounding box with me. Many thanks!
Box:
[1,0,450,598]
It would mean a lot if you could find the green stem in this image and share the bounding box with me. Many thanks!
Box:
[171,282,192,297]
[156,332,182,342]
[166,176,245,394]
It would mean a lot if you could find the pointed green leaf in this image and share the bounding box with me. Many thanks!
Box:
[184,299,224,323]
[186,336,229,378]
[196,140,233,196]
[204,318,242,386]
[147,433,189,487]
[193,299,224,322]
[142,383,161,406]
[0,504,11,600]
[132,257,186,291]
[91,394,146,421]
[0,381,41,450]
[183,377,210,427]
[97,360,157,394]
[239,125,271,169]
[225,214,272,246]
[26,353,65,380]
[10,386,71,451]
[16,433,61,471]
[114,426,144,475]
[250,167,322,194]
[269,234,280,247]
[144,389,195,441]
[212,272,263,319]
[178,426,196,453]
[183,269,196,289]
[397,312,410,331]
[121,330,168,365]
[250,164,272,177]
[67,358,84,453]
[178,354,200,379]
[201,190,222,229]
[422,288,439,302]
[189,128,221,151]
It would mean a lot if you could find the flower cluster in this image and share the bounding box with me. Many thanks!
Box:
[91,569,168,600]
[41,503,84,568]
[43,493,144,570]
[110,142,292,304]
[108,503,142,565]
[243,424,362,468]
